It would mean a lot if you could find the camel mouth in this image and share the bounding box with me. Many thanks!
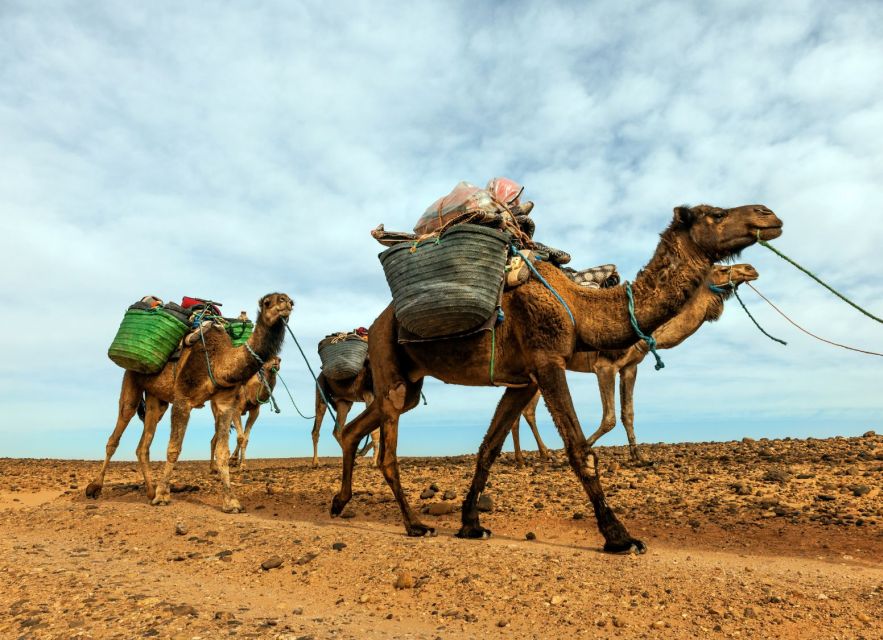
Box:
[752,223,783,241]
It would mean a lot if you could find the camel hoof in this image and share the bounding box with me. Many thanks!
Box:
[84,483,102,499]
[209,466,220,475]
[222,499,243,514]
[330,494,348,517]
[146,486,156,501]
[455,525,492,540]
[603,538,647,555]
[150,495,171,507]
[406,523,436,537]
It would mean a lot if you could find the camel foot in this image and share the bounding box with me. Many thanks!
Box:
[84,482,102,499]
[311,460,319,469]
[228,457,240,467]
[455,524,492,540]
[514,456,526,469]
[602,537,647,555]
[405,523,436,537]
[209,465,220,475]
[222,498,243,514]
[150,487,171,506]
[146,485,156,501]
[330,494,349,517]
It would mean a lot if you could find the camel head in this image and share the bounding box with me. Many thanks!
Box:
[257,293,293,326]
[673,204,783,261]
[265,356,281,372]
[709,263,759,288]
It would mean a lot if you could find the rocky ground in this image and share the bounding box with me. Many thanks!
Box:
[1,434,881,640]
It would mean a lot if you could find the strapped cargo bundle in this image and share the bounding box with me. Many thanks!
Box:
[318,328,369,380]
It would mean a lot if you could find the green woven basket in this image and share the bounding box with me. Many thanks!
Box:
[226,320,254,347]
[379,224,509,338]
[107,308,189,374]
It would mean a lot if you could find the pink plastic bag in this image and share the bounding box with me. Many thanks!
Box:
[486,177,523,207]
[413,181,497,235]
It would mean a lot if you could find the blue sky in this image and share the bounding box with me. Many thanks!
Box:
[1,1,881,460]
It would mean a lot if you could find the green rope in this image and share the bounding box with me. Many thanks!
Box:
[284,322,341,430]
[757,232,883,324]
[194,308,219,386]
[730,286,788,345]
[255,368,280,413]
[489,323,496,384]
[624,282,664,370]
[274,371,316,419]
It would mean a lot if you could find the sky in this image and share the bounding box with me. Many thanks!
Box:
[1,1,881,461]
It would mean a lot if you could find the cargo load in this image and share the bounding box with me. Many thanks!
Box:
[318,328,369,380]
[107,297,190,374]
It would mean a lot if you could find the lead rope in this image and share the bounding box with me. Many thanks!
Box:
[710,282,788,346]
[284,322,341,431]
[255,368,281,414]
[624,282,664,370]
[757,231,883,325]
[273,371,316,419]
[510,245,575,326]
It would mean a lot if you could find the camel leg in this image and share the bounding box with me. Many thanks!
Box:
[511,415,525,468]
[212,407,243,513]
[151,403,192,507]
[332,400,352,448]
[229,412,246,469]
[585,364,618,448]
[137,396,167,500]
[209,403,220,474]
[370,429,380,467]
[237,408,258,470]
[619,363,642,462]
[537,366,645,554]
[330,402,383,516]
[457,384,539,539]
[522,392,551,461]
[85,375,140,498]
[310,389,327,468]
[376,406,434,537]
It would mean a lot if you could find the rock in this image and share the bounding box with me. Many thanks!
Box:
[261,555,283,570]
[816,494,837,502]
[420,488,437,499]
[295,552,319,565]
[762,469,791,484]
[732,482,752,496]
[332,542,347,551]
[358,594,370,603]
[851,485,871,497]
[477,495,493,512]
[742,437,755,444]
[429,483,440,491]
[214,611,236,622]
[340,509,356,519]
[533,501,544,510]
[857,612,871,623]
[174,522,187,536]
[550,595,563,605]
[169,604,198,617]
[394,570,415,589]
[612,616,627,628]
[573,512,585,520]
[743,607,757,619]
[496,620,509,628]
[427,502,458,516]
[525,532,536,541]
[443,490,457,500]
[651,620,665,629]
[205,530,219,537]
[863,430,876,437]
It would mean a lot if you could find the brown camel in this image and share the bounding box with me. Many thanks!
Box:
[311,367,379,468]
[331,204,782,553]
[511,263,759,466]
[209,356,281,472]
[85,293,293,513]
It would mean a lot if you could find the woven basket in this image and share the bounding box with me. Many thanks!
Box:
[319,335,369,380]
[107,308,189,374]
[226,320,254,347]
[379,224,508,338]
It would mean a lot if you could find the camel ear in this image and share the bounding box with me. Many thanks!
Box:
[673,205,695,228]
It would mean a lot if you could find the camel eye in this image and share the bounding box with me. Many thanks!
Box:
[711,212,727,221]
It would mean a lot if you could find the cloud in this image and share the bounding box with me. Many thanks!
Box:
[1,0,881,459]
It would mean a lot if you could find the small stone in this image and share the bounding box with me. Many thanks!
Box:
[340,509,356,519]
[863,430,876,437]
[427,502,458,516]
[358,594,370,603]
[429,483,440,491]
[295,552,319,565]
[857,612,871,623]
[612,616,627,628]
[292,607,303,615]
[170,604,198,617]
[261,555,283,570]
[525,532,536,541]
[651,620,665,629]
[573,512,585,520]
[533,501,544,510]
[477,495,493,512]
[205,530,219,537]
[852,485,871,497]
[443,490,457,500]
[214,611,236,622]
[816,494,836,502]
[394,570,415,589]
[496,620,509,628]
[420,488,437,499]
[332,542,347,551]
[174,522,187,536]
[550,595,563,605]
[743,607,757,619]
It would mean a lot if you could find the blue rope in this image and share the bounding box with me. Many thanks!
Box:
[511,246,575,327]
[624,282,665,371]
[284,322,341,431]
[709,283,788,345]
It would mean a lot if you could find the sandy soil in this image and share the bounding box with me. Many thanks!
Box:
[1,434,881,639]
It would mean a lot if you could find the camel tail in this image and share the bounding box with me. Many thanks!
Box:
[136,395,146,422]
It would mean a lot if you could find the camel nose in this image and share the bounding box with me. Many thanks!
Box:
[753,205,774,216]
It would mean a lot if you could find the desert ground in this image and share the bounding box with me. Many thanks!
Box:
[1,434,881,640]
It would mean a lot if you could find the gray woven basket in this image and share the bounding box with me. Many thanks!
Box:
[379,224,509,338]
[318,335,369,380]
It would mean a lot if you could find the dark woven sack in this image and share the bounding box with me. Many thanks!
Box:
[379,224,509,338]
[318,335,369,380]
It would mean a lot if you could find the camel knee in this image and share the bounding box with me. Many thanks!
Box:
[384,383,407,412]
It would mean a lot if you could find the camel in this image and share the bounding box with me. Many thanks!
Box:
[209,356,281,472]
[311,367,379,468]
[510,263,759,466]
[85,293,293,513]
[331,204,782,553]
